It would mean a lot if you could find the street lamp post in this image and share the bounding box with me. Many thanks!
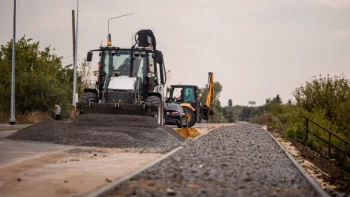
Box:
[72,0,79,110]
[108,13,134,34]
[9,0,16,125]
[107,13,134,45]
[248,101,256,120]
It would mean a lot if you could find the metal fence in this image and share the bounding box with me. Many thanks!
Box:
[301,116,350,158]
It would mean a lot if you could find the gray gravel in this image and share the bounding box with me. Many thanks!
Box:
[104,124,321,197]
[8,114,184,153]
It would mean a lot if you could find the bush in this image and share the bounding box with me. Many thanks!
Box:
[252,74,350,171]
[0,36,88,122]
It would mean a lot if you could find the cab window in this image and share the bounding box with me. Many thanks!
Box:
[183,87,195,103]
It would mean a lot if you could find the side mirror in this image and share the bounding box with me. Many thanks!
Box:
[87,51,93,62]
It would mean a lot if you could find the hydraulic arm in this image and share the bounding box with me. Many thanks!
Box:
[206,72,214,115]
[200,72,215,120]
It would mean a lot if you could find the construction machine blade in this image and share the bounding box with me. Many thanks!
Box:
[76,103,156,116]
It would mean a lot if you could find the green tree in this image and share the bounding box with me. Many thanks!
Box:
[0,36,86,119]
[293,74,350,121]
[272,94,282,104]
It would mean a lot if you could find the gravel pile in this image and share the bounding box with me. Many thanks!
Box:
[105,124,321,197]
[8,114,184,153]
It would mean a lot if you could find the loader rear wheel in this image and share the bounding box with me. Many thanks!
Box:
[183,107,196,128]
[81,92,98,103]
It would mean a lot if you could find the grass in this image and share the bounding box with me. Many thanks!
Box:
[0,111,51,124]
[251,107,350,171]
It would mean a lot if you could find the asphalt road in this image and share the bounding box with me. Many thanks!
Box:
[0,139,73,168]
[0,124,32,131]
[0,122,226,168]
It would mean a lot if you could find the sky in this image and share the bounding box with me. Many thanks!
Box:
[0,0,350,106]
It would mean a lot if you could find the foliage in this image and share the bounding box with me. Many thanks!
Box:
[0,36,87,121]
[294,74,350,120]
[223,105,245,122]
[252,74,350,170]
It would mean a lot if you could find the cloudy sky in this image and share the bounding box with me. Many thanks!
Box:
[0,0,350,106]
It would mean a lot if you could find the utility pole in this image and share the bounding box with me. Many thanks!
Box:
[71,9,76,118]
[9,0,16,125]
[248,101,256,120]
[72,10,76,63]
[72,0,79,109]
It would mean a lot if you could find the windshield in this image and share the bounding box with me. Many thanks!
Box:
[184,87,195,103]
[102,49,145,77]
[165,104,182,111]
[170,87,196,103]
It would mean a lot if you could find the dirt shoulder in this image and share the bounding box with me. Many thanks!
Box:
[268,128,350,197]
[0,146,162,197]
[288,138,350,195]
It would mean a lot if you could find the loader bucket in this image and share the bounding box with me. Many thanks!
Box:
[76,103,157,116]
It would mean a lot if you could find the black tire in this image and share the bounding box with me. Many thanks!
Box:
[183,107,196,128]
[145,96,160,106]
[81,92,98,103]
[145,96,162,124]
[177,123,182,128]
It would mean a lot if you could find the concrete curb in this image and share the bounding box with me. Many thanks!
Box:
[0,124,32,131]
[82,124,230,197]
[262,125,330,197]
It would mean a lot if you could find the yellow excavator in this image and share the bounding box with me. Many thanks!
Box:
[166,72,215,127]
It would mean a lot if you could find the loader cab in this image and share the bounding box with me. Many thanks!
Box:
[86,46,166,102]
[168,85,198,108]
[132,47,167,96]
[166,85,202,127]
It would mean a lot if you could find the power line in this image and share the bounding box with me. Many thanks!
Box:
[61,55,73,60]
[61,60,73,64]
[78,54,85,60]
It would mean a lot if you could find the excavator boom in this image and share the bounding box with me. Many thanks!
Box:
[199,72,215,121]
[206,72,215,115]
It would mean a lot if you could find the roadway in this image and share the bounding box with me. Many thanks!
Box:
[0,122,226,197]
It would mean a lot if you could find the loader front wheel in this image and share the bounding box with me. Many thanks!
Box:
[183,107,196,128]
[81,92,98,103]
[145,96,164,124]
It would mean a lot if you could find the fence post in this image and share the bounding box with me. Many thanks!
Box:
[345,142,347,155]
[305,118,309,142]
[328,133,331,157]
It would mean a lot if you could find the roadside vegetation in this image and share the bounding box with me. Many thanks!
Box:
[0,36,89,123]
[250,74,350,171]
